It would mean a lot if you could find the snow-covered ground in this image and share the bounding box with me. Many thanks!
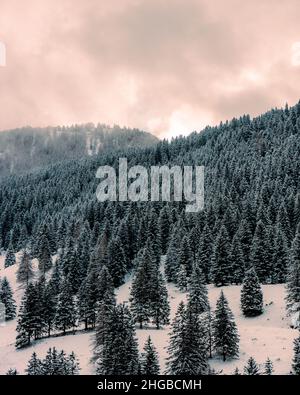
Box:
[0,254,298,375]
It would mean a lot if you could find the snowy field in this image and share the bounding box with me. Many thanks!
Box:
[0,254,298,375]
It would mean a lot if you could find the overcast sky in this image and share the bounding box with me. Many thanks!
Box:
[0,0,300,138]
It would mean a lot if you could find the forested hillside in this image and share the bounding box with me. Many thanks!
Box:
[0,124,158,177]
[1,101,300,374]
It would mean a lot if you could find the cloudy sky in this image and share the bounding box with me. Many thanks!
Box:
[0,0,300,138]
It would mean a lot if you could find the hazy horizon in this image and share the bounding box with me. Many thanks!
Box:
[1,0,300,139]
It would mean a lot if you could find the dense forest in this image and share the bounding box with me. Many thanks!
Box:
[1,101,300,374]
[0,124,158,177]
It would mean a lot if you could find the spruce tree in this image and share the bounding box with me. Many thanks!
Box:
[26,352,43,375]
[264,357,274,375]
[95,304,140,375]
[187,264,209,316]
[6,368,18,375]
[150,270,170,329]
[17,249,33,285]
[141,336,160,375]
[107,236,127,287]
[212,291,239,361]
[286,227,300,324]
[241,267,263,317]
[4,243,16,268]
[158,206,170,255]
[166,302,208,375]
[37,234,52,274]
[0,277,16,320]
[250,221,270,282]
[292,335,300,375]
[54,279,77,335]
[211,226,231,286]
[244,356,260,375]
[177,264,188,292]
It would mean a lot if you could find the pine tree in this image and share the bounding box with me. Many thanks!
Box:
[37,234,52,274]
[272,227,288,283]
[286,227,300,324]
[158,206,170,255]
[241,267,263,317]
[141,336,160,375]
[187,264,209,316]
[212,291,239,361]
[17,249,33,285]
[211,226,231,286]
[0,277,16,320]
[292,335,300,375]
[107,236,127,287]
[4,243,16,268]
[196,224,213,282]
[177,235,194,280]
[264,357,274,375]
[67,351,81,375]
[177,264,188,292]
[244,357,260,375]
[229,234,245,284]
[166,302,208,375]
[130,248,155,328]
[54,279,77,335]
[250,221,270,282]
[150,270,170,329]
[26,352,43,375]
[95,304,140,375]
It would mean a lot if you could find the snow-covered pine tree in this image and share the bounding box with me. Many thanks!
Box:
[0,277,16,320]
[212,291,239,361]
[37,233,52,274]
[17,249,33,285]
[26,352,43,375]
[286,226,300,326]
[264,357,274,375]
[130,248,155,328]
[272,226,288,283]
[150,270,170,329]
[229,234,245,284]
[211,226,231,286]
[140,336,160,375]
[67,351,81,375]
[177,235,194,280]
[250,221,270,282]
[54,279,77,335]
[166,302,208,375]
[241,267,263,317]
[165,226,181,282]
[292,334,300,375]
[177,264,188,292]
[4,242,16,268]
[96,304,140,375]
[196,224,213,283]
[187,264,209,316]
[158,205,170,255]
[244,356,260,375]
[107,235,127,287]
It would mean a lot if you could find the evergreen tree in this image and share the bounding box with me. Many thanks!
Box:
[17,249,33,285]
[177,235,194,280]
[212,291,239,361]
[264,357,274,375]
[158,206,170,255]
[187,264,209,316]
[107,236,127,287]
[292,335,300,375]
[196,224,213,282]
[244,357,260,375]
[177,264,188,292]
[0,277,16,320]
[130,248,156,329]
[150,270,170,329]
[241,267,263,317]
[67,351,81,375]
[95,304,140,375]
[250,221,270,282]
[37,234,52,274]
[4,243,16,268]
[166,302,208,375]
[229,234,245,284]
[272,226,288,283]
[26,352,43,375]
[286,227,300,323]
[54,280,77,335]
[141,336,160,375]
[233,367,241,375]
[211,226,231,286]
